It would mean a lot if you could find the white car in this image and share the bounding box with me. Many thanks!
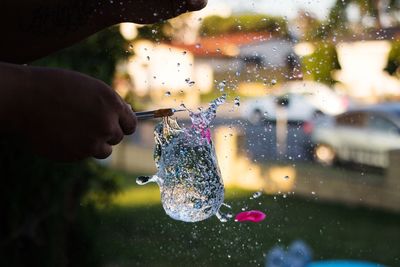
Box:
[241,81,349,123]
[312,103,400,168]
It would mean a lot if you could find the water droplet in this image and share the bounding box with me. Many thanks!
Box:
[221,202,232,209]
[136,175,157,185]
[147,56,150,61]
[283,175,289,179]
[216,210,230,223]
[271,79,277,85]
[234,96,240,107]
[217,81,226,92]
[252,191,262,199]
[311,191,316,195]
[165,91,171,97]
[195,43,201,49]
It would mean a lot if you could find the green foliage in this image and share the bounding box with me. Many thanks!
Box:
[1,27,127,267]
[0,135,122,267]
[33,26,127,85]
[138,21,172,41]
[200,14,288,36]
[319,0,386,39]
[301,42,341,85]
[324,0,350,38]
[300,16,328,41]
[386,40,400,75]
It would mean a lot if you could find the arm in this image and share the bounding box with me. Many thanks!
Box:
[0,61,137,161]
[0,0,207,63]
[0,0,207,161]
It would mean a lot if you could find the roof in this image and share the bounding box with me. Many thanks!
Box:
[169,32,272,58]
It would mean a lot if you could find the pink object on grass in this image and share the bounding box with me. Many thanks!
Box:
[235,210,266,223]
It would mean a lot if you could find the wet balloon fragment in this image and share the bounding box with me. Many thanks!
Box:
[235,210,266,223]
[136,96,228,222]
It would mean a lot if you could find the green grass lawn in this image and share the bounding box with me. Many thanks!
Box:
[92,172,400,267]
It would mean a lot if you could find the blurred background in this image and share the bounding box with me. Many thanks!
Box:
[2,0,400,266]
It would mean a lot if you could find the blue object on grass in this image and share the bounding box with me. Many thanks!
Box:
[308,260,386,267]
[265,240,313,267]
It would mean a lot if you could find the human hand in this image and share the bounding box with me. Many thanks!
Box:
[105,0,208,24]
[19,67,137,161]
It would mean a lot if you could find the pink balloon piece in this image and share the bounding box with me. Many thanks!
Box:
[235,210,266,223]
[201,128,212,143]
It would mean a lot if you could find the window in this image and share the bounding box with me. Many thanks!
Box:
[336,112,366,128]
[367,114,399,134]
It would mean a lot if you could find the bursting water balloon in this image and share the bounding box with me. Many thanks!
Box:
[137,96,228,222]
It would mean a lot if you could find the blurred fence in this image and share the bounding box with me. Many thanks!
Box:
[292,149,400,213]
[110,125,400,213]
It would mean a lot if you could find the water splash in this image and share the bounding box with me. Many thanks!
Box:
[234,96,240,107]
[217,81,226,92]
[251,191,262,199]
[136,96,227,222]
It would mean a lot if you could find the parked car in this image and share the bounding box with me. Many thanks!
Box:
[311,103,400,168]
[240,81,349,124]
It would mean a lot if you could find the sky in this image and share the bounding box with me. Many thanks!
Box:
[207,0,337,20]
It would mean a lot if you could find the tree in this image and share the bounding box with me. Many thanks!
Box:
[386,40,400,76]
[324,0,400,38]
[33,27,127,85]
[200,14,288,37]
[301,42,341,85]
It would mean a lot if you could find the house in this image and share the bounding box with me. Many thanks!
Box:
[124,32,298,106]
[171,32,296,74]
[333,40,400,102]
[125,40,213,108]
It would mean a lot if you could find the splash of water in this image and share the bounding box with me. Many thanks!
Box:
[137,95,227,222]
